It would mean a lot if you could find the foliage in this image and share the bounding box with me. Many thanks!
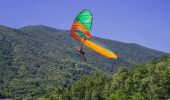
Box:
[40,56,170,100]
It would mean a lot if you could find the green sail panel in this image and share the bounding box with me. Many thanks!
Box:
[76,9,92,31]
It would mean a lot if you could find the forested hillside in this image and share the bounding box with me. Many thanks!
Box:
[0,25,167,99]
[39,56,170,100]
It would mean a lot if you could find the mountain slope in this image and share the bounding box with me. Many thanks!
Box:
[0,25,167,99]
[19,25,167,71]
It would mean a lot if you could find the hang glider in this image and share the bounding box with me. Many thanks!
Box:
[70,9,117,59]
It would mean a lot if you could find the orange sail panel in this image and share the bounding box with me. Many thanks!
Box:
[84,40,118,59]
[71,20,91,40]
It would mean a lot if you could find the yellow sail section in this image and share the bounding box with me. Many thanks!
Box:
[84,40,118,59]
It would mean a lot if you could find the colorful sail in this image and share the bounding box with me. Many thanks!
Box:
[70,9,118,59]
[71,9,92,42]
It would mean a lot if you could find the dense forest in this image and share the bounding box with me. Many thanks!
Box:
[38,56,170,100]
[0,25,168,99]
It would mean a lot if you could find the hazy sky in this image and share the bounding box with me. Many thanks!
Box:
[0,0,170,53]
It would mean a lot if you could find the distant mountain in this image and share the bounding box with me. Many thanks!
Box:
[0,25,167,99]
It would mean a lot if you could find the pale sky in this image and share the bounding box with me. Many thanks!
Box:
[0,0,170,53]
